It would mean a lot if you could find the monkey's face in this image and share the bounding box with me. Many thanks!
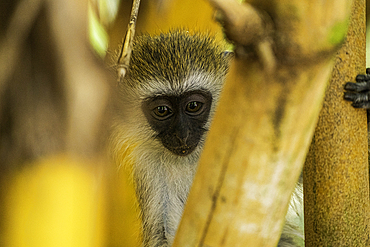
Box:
[142,90,212,156]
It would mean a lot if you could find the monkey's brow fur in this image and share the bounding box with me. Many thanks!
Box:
[123,30,229,88]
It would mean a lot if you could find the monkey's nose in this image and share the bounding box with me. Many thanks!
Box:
[174,131,189,145]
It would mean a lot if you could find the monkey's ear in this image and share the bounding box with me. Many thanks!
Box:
[222,51,234,60]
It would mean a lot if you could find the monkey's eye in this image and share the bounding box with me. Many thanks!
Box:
[186,101,203,114]
[153,106,172,119]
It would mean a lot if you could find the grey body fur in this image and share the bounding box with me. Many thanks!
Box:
[112,30,304,247]
[279,179,305,247]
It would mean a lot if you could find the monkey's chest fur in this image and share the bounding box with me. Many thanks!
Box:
[133,145,199,247]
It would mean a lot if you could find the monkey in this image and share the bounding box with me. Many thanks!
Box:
[111,30,304,247]
[112,30,229,246]
[344,68,370,110]
[344,68,370,165]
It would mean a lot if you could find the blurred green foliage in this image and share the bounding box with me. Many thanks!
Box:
[88,0,120,58]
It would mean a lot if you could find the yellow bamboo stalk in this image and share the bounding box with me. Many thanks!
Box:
[304,0,369,245]
[173,0,353,246]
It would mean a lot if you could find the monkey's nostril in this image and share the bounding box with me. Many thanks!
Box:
[175,146,193,156]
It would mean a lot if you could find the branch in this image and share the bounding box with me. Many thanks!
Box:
[116,0,141,81]
[304,0,370,245]
[209,0,276,72]
[173,0,353,246]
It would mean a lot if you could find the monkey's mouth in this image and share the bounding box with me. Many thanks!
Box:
[167,145,196,156]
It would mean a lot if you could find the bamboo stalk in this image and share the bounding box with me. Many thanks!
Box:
[304,0,369,245]
[173,0,353,246]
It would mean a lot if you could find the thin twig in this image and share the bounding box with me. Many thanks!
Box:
[116,0,141,82]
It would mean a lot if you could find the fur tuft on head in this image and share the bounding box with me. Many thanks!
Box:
[119,30,230,96]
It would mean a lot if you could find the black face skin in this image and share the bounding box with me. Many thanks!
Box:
[142,90,212,156]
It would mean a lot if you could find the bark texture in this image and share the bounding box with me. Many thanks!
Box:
[304,0,370,246]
